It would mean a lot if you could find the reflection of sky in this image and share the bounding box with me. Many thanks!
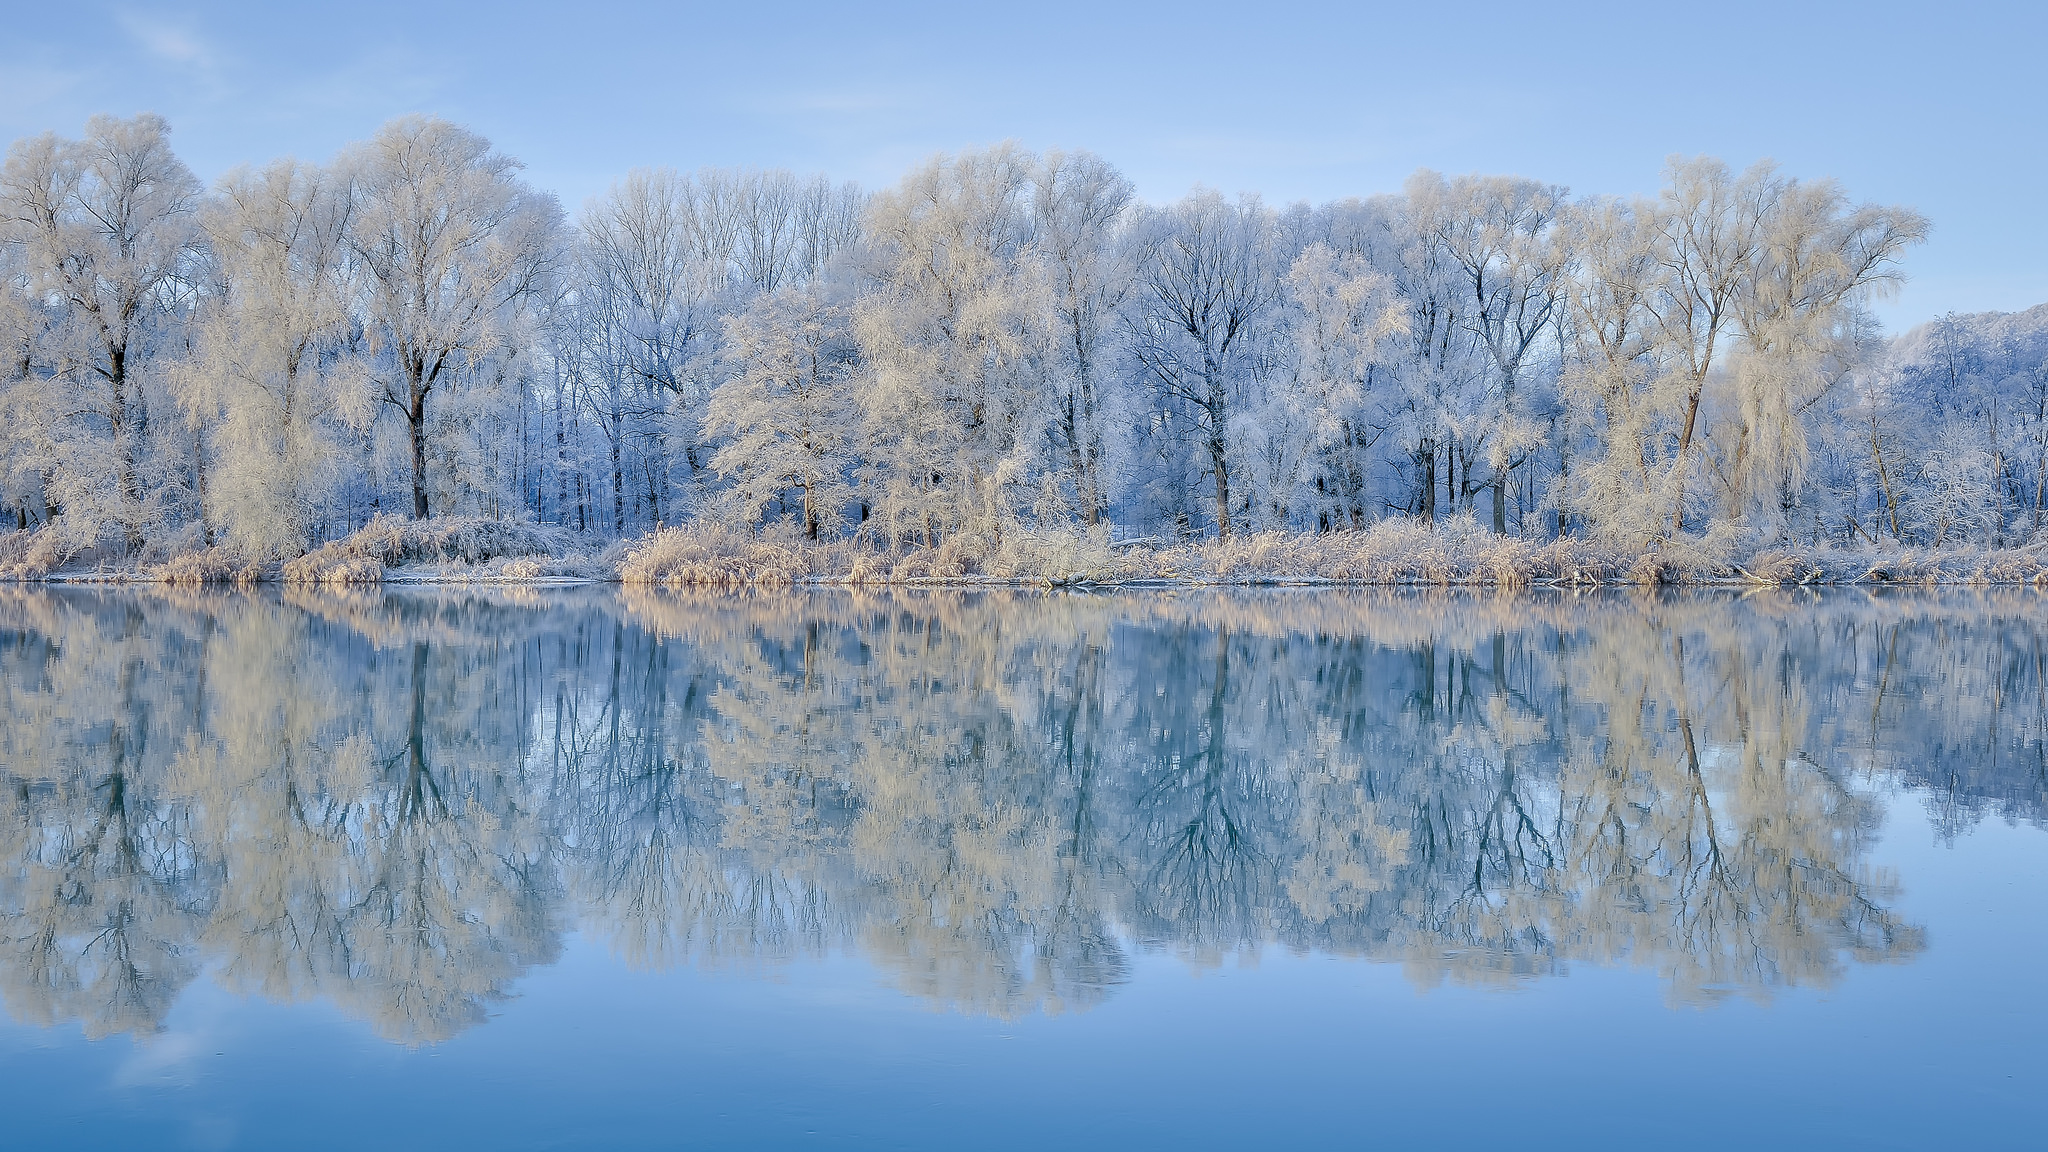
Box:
[4,803,2042,1149]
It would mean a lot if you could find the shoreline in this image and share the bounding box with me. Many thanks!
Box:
[16,571,2048,590]
[12,517,2048,590]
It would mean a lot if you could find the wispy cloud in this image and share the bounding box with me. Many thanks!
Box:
[116,10,220,71]
[115,8,237,103]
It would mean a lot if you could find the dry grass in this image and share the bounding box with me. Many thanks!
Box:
[611,516,2048,588]
[0,526,72,581]
[281,515,578,584]
[618,524,1139,587]
[150,547,267,586]
[618,524,820,588]
[1734,543,2048,587]
[17,510,2048,587]
[1165,518,1631,586]
[615,517,1626,587]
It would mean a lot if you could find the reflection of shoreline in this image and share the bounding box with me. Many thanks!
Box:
[3,588,2040,1042]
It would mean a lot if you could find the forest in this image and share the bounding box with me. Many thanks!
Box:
[4,113,2045,580]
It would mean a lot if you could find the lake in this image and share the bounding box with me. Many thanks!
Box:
[0,586,2042,1149]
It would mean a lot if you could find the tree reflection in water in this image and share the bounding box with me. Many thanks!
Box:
[2,585,2042,1041]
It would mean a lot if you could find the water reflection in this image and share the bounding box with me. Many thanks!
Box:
[1,586,2042,1042]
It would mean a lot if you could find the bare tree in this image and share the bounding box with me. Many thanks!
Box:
[1409,172,1570,533]
[1131,191,1279,538]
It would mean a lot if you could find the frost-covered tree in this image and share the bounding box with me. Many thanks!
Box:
[1129,191,1281,538]
[1275,243,1406,530]
[703,287,860,537]
[1408,172,1569,533]
[1713,176,1926,534]
[1842,304,2048,546]
[0,114,201,550]
[573,167,865,532]
[0,111,1996,560]
[1558,196,1676,544]
[1648,158,1776,535]
[1027,150,1135,526]
[342,116,561,520]
[855,145,1048,544]
[174,159,364,557]
[576,168,720,528]
[0,212,46,528]
[1377,195,1491,526]
[1557,159,1924,549]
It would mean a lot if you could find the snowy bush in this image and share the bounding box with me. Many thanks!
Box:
[282,515,573,584]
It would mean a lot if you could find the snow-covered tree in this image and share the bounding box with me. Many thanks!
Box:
[1408,172,1569,533]
[174,159,364,557]
[342,116,562,520]
[1128,190,1281,538]
[0,110,1992,560]
[1027,150,1135,527]
[1275,243,1406,530]
[854,144,1049,545]
[1713,175,1926,534]
[0,114,201,550]
[704,287,860,537]
[1557,195,1677,544]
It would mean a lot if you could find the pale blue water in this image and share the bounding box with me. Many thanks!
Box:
[0,587,2042,1149]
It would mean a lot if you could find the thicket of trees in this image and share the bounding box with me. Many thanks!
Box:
[12,585,2038,1038]
[9,112,2039,561]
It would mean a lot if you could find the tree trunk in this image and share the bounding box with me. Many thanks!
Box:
[408,390,430,520]
[610,410,624,534]
[194,423,211,546]
[2033,452,2045,537]
[1205,358,1231,539]
[1672,381,1705,533]
[1990,408,2005,547]
[554,383,568,527]
[1421,445,1437,526]
[1870,415,1902,540]
[1209,432,1232,539]
[108,344,145,552]
[1062,389,1100,527]
[1073,331,1105,525]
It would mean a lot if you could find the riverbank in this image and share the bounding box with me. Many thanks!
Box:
[8,514,2048,588]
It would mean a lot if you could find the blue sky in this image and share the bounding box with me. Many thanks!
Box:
[3,0,2041,330]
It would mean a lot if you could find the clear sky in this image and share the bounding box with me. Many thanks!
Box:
[3,0,2041,330]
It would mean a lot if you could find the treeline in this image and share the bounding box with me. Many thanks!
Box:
[11,112,2037,564]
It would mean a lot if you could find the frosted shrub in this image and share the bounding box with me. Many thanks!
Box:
[0,526,72,581]
[282,515,572,584]
[151,547,265,586]
[617,525,814,588]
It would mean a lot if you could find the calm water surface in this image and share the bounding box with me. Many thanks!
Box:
[0,587,2043,1149]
